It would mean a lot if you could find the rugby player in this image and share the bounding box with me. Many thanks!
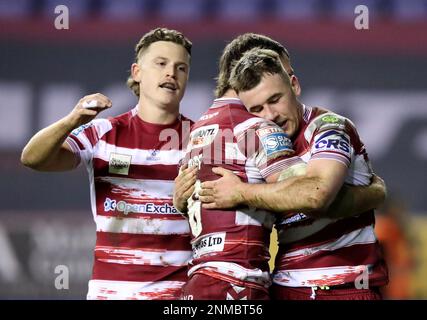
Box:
[201,46,388,300]
[175,34,387,300]
[21,28,194,300]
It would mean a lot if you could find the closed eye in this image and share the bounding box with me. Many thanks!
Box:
[267,94,282,104]
[249,106,263,113]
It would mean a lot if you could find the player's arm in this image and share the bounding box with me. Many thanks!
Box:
[326,174,386,219]
[21,93,112,172]
[253,158,348,215]
[173,165,198,214]
[200,163,385,219]
[263,167,387,218]
[201,158,347,217]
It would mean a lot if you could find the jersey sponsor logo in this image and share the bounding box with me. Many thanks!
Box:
[259,132,293,158]
[192,232,226,258]
[188,124,219,150]
[103,197,178,215]
[313,130,351,155]
[314,134,351,155]
[71,123,91,136]
[108,153,132,175]
[313,114,346,133]
[146,149,160,161]
[321,115,340,123]
[315,139,350,152]
[279,213,308,225]
[256,126,283,138]
[104,197,116,211]
[199,111,219,121]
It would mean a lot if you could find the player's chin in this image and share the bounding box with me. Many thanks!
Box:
[160,89,181,100]
[159,97,180,109]
[284,122,296,137]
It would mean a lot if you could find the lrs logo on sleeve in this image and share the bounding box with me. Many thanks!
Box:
[109,153,132,175]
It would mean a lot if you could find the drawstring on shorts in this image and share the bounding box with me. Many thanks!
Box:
[310,286,330,300]
[310,287,317,300]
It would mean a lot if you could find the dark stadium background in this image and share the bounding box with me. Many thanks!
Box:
[0,0,426,299]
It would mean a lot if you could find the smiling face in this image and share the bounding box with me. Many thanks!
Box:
[131,41,190,111]
[238,73,302,137]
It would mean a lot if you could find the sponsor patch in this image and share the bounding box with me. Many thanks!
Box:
[258,131,293,158]
[146,149,160,161]
[256,126,283,138]
[192,232,226,258]
[104,198,178,215]
[199,111,219,121]
[279,213,308,225]
[188,124,219,150]
[313,131,351,158]
[313,113,346,133]
[71,123,91,136]
[109,153,132,175]
[321,115,340,123]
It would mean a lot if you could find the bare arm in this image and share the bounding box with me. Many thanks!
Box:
[21,93,112,172]
[200,159,347,216]
[326,174,386,219]
[200,165,386,219]
[237,159,347,215]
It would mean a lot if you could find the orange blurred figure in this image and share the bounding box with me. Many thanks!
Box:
[375,197,414,299]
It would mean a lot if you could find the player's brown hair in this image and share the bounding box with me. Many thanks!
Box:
[215,33,292,98]
[229,48,290,93]
[127,28,192,97]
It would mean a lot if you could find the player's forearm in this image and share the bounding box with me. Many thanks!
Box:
[239,176,327,214]
[326,179,387,219]
[21,117,75,170]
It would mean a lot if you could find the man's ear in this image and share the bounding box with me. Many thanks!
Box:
[131,63,141,82]
[290,74,301,97]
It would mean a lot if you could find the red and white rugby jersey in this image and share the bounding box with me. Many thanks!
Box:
[182,98,301,292]
[273,105,389,289]
[65,106,193,300]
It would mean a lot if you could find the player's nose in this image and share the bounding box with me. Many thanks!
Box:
[264,105,279,122]
[165,64,177,79]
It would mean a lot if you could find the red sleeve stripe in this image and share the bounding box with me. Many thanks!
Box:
[83,125,100,147]
[66,134,85,151]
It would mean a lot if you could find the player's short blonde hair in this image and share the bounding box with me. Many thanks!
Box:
[127,28,192,97]
[229,48,291,93]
